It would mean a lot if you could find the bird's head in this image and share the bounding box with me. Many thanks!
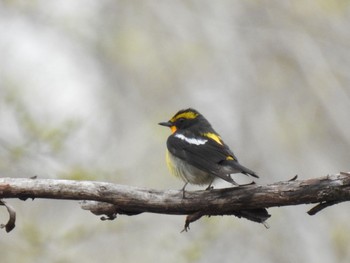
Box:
[159,108,210,133]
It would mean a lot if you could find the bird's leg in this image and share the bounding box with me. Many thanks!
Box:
[205,179,215,190]
[205,184,213,190]
[181,182,188,198]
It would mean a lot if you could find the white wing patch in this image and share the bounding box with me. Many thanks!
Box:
[175,133,207,145]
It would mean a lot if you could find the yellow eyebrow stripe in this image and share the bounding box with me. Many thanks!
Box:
[170,111,198,122]
[202,132,223,145]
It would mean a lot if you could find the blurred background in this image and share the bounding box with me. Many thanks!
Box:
[1,1,350,262]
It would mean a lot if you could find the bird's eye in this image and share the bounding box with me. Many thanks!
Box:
[177,118,185,123]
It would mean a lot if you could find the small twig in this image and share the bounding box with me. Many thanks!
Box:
[307,200,342,215]
[289,175,298,181]
[182,212,204,232]
[80,201,118,220]
[0,200,16,233]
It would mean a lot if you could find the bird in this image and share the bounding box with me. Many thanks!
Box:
[159,108,258,196]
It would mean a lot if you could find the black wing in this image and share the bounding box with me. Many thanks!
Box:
[167,134,257,180]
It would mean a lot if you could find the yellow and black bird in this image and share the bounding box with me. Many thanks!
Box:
[159,108,258,193]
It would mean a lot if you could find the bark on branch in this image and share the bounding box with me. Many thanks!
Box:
[0,172,349,232]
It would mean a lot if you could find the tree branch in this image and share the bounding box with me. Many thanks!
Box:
[0,172,349,232]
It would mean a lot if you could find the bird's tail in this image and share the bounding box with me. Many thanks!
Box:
[222,160,259,178]
[241,169,259,178]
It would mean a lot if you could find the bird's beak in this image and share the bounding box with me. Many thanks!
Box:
[158,121,172,127]
[159,121,177,133]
